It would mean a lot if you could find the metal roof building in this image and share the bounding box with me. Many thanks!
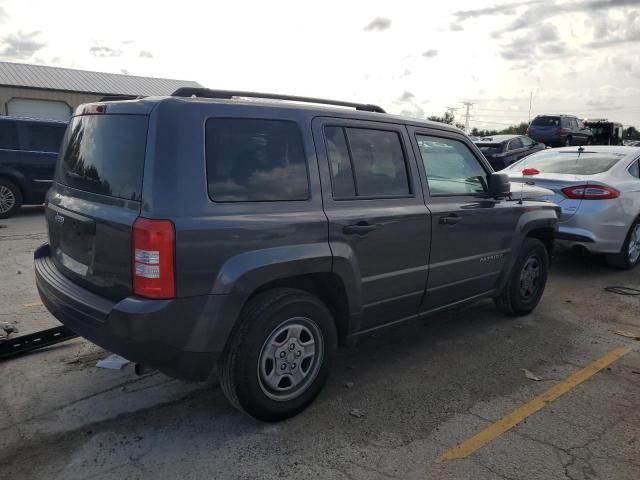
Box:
[0,61,202,121]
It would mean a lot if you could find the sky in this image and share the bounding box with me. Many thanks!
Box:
[1,0,640,129]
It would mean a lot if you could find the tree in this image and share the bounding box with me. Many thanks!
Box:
[471,127,498,137]
[624,126,640,140]
[496,122,529,135]
[427,111,465,130]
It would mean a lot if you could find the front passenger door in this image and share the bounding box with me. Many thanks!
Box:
[410,130,521,311]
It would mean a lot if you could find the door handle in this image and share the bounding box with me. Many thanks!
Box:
[343,222,377,235]
[439,214,461,225]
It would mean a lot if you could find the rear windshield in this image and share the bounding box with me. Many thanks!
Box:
[56,114,148,201]
[477,144,501,155]
[531,116,560,127]
[506,150,624,175]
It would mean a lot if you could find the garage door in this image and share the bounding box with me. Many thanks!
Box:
[7,98,72,121]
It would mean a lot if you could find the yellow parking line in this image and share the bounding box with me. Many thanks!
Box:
[436,346,633,463]
[23,301,43,307]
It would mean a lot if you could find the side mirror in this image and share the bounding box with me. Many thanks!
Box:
[488,172,511,198]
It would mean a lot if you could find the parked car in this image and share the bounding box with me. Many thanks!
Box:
[527,115,593,147]
[505,146,640,269]
[584,120,623,145]
[35,90,559,421]
[0,116,67,218]
[475,135,546,170]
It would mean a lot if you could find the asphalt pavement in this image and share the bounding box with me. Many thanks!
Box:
[0,208,638,480]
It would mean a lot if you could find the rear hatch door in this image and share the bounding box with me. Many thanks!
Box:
[529,116,560,141]
[46,111,149,301]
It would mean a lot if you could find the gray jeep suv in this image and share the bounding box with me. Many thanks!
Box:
[35,89,559,421]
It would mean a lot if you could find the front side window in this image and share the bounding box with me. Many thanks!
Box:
[0,121,19,150]
[325,126,411,198]
[25,123,67,152]
[325,126,355,197]
[521,136,535,148]
[205,119,308,202]
[417,135,488,195]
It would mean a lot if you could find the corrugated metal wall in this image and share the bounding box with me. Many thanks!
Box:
[0,86,102,116]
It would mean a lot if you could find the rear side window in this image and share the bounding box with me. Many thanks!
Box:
[506,150,624,175]
[629,160,639,178]
[325,126,411,198]
[57,114,148,201]
[531,116,560,127]
[205,119,308,202]
[0,121,19,150]
[25,122,67,152]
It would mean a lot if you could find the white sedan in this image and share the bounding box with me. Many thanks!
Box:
[504,146,640,269]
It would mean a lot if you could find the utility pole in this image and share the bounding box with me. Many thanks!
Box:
[528,89,534,124]
[462,101,473,133]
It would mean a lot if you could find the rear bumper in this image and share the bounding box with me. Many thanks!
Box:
[555,201,630,254]
[34,244,223,380]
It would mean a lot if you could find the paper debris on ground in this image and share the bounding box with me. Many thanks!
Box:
[522,368,543,381]
[96,354,130,370]
[0,322,18,339]
[349,408,365,418]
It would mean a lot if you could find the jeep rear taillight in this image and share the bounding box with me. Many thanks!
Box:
[132,218,175,299]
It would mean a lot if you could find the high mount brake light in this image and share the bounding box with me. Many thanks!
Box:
[561,184,620,200]
[132,218,176,299]
[83,104,107,114]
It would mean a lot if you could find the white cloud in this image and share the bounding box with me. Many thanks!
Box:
[0,0,638,127]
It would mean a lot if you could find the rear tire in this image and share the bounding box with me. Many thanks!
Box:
[219,288,337,421]
[0,179,22,219]
[495,238,549,316]
[564,136,572,147]
[606,218,640,270]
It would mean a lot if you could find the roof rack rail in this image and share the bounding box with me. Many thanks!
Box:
[170,88,386,113]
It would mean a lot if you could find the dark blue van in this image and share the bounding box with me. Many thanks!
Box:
[0,116,67,218]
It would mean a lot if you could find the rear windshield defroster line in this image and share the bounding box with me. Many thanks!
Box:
[56,114,148,201]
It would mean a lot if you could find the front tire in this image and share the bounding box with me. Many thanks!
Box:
[495,238,549,316]
[0,179,22,219]
[219,288,337,421]
[606,218,640,270]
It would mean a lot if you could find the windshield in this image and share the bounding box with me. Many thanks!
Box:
[56,114,148,201]
[505,150,624,175]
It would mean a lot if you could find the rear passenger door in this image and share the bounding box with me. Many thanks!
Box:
[313,118,431,331]
[18,121,66,200]
[409,128,521,310]
[506,137,525,164]
[0,120,21,172]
